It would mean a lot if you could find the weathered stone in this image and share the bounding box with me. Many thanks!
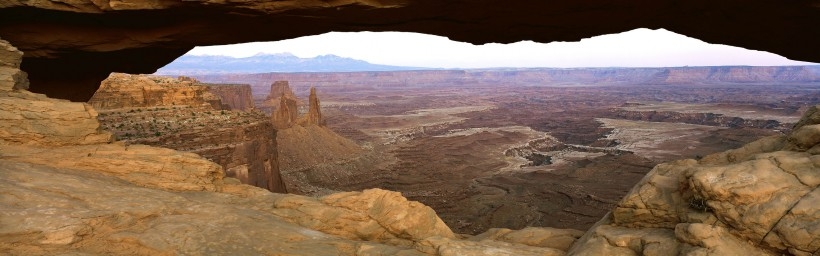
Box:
[688,157,813,245]
[88,73,222,110]
[675,223,774,256]
[0,38,28,91]
[304,86,323,126]
[416,236,565,256]
[763,188,820,254]
[612,159,697,228]
[0,143,224,192]
[571,107,820,255]
[0,160,425,255]
[788,124,820,151]
[269,188,454,246]
[0,90,111,146]
[569,224,679,256]
[201,83,255,111]
[470,227,584,251]
[271,85,299,129]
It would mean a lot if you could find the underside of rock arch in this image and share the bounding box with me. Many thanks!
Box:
[1,0,819,101]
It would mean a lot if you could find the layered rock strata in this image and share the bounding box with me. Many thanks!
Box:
[90,73,286,192]
[89,73,222,110]
[202,83,255,111]
[1,38,111,146]
[610,109,791,131]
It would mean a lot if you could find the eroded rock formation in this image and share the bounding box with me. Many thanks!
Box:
[201,83,255,111]
[272,90,299,129]
[305,86,324,126]
[566,107,820,255]
[89,73,222,110]
[1,38,111,146]
[610,109,790,130]
[268,80,296,102]
[90,73,286,192]
[1,1,818,100]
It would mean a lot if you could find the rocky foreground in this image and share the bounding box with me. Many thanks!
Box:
[1,38,819,255]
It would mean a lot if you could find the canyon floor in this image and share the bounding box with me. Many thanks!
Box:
[230,79,817,235]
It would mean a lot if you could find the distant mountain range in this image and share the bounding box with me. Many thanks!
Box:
[155,53,428,75]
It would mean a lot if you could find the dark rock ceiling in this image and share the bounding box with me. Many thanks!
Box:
[1,0,818,101]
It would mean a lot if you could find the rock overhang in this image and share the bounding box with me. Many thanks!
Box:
[1,0,819,101]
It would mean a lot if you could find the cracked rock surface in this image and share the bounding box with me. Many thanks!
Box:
[569,106,820,255]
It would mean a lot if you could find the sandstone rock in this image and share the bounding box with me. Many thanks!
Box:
[570,105,820,255]
[469,227,584,251]
[0,143,224,192]
[675,223,774,256]
[0,90,112,146]
[0,38,29,91]
[416,236,565,256]
[305,86,324,126]
[0,160,426,255]
[791,105,820,130]
[95,106,288,193]
[201,83,255,111]
[269,188,454,246]
[268,80,296,101]
[788,124,820,150]
[569,223,680,256]
[688,154,813,245]
[271,86,299,129]
[88,73,222,110]
[612,159,698,228]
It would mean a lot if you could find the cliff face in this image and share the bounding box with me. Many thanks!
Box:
[202,83,255,111]
[272,91,299,129]
[89,73,286,193]
[102,110,287,192]
[89,73,222,110]
[197,66,820,94]
[1,39,111,146]
[610,109,789,130]
[267,80,296,101]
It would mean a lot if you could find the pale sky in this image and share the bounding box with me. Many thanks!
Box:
[186,28,815,68]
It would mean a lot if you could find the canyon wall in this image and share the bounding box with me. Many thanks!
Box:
[124,116,286,192]
[89,73,222,110]
[198,66,820,95]
[609,109,790,130]
[200,83,255,111]
[91,74,286,193]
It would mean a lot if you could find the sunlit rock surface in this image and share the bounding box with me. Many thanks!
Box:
[569,106,820,255]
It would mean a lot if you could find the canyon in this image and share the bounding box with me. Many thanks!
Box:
[192,68,818,238]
